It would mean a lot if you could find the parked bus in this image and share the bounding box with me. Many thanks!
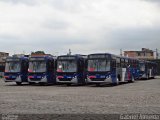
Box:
[128,58,140,80]
[139,60,157,79]
[0,63,5,78]
[56,55,87,85]
[4,55,29,85]
[86,53,138,86]
[28,55,56,85]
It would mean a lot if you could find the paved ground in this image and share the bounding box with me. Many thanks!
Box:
[0,78,160,115]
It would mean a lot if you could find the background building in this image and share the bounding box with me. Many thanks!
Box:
[124,48,154,60]
[0,52,9,77]
[0,52,9,65]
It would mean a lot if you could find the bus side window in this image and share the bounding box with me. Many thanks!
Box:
[116,58,120,67]
[120,58,125,68]
[129,60,131,67]
[125,59,128,68]
[134,60,137,68]
[112,59,116,68]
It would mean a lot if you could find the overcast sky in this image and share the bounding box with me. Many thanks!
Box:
[0,0,160,56]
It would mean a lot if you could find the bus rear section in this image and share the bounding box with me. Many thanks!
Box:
[148,61,158,79]
[4,56,29,85]
[139,60,157,79]
[56,55,86,85]
[86,53,136,86]
[28,56,56,85]
[117,57,139,83]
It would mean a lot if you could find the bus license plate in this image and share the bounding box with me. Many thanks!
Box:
[100,76,105,78]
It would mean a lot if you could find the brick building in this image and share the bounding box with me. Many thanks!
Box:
[124,48,154,60]
[0,52,9,65]
[0,52,9,77]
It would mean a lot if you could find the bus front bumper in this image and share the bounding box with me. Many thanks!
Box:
[56,77,78,84]
[87,77,112,83]
[4,76,22,83]
[28,76,47,83]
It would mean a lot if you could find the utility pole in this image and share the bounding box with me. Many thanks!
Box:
[68,49,71,55]
[23,50,25,55]
[120,49,123,56]
[156,48,158,59]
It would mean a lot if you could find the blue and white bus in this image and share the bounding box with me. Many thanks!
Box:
[128,58,140,80]
[139,60,157,79]
[86,53,138,86]
[0,63,5,78]
[4,55,29,85]
[56,55,87,85]
[28,55,56,85]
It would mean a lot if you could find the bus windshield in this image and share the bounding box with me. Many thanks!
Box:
[88,59,110,72]
[139,63,145,71]
[57,60,77,72]
[29,61,46,73]
[5,61,21,73]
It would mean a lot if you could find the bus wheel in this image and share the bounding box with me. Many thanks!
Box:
[146,74,149,80]
[16,82,22,85]
[129,76,135,83]
[112,78,119,86]
[29,82,34,85]
[96,83,101,87]
[67,83,72,86]
[131,76,135,82]
[39,82,45,86]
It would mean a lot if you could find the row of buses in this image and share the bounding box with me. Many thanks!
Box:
[3,53,158,86]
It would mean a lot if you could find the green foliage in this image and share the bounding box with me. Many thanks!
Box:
[31,51,45,55]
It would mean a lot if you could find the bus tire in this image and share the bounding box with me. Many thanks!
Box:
[29,82,34,85]
[132,76,135,82]
[82,79,86,85]
[112,77,119,86]
[16,82,22,85]
[39,82,45,86]
[67,83,72,86]
[129,76,135,83]
[96,83,101,87]
[146,74,149,80]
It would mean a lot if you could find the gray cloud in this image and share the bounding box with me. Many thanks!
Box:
[142,0,160,6]
[43,20,70,30]
[142,0,160,3]
[103,26,160,52]
[0,0,160,55]
[0,0,38,5]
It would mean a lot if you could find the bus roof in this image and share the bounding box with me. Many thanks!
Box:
[30,55,56,60]
[57,54,87,60]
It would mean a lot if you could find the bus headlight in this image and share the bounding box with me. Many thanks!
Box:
[106,75,111,79]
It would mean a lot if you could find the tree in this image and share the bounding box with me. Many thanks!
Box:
[31,51,45,55]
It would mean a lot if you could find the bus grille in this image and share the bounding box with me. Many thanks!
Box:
[91,78,105,81]
[59,78,72,81]
[29,78,41,81]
